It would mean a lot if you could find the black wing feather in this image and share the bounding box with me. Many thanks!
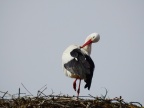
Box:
[84,55,95,90]
[64,48,95,90]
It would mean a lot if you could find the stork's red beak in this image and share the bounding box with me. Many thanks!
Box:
[80,39,92,48]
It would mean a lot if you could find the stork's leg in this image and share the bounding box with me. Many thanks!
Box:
[77,79,81,98]
[73,78,77,91]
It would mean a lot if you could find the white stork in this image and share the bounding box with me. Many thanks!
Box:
[62,33,100,97]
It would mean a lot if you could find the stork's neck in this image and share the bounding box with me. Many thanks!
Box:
[82,44,92,55]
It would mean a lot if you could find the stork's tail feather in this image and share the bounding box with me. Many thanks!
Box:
[84,78,92,90]
[84,84,90,90]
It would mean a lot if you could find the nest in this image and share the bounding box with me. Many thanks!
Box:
[0,95,143,108]
[0,85,143,108]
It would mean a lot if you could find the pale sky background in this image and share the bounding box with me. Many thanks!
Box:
[0,0,144,105]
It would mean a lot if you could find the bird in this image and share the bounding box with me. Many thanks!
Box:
[62,33,100,98]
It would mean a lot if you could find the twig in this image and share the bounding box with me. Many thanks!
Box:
[37,84,47,97]
[39,84,47,91]
[51,89,55,95]
[0,91,6,93]
[88,94,96,99]
[18,88,20,98]
[101,87,108,99]
[2,91,8,99]
[130,102,143,107]
[21,83,33,96]
[38,87,47,97]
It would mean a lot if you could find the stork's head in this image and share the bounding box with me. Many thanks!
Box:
[81,33,100,48]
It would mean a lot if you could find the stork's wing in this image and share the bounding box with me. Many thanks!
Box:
[64,48,95,90]
[84,55,95,90]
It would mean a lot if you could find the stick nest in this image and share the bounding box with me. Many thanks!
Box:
[0,95,143,108]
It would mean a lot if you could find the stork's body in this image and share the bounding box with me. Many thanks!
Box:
[62,33,100,97]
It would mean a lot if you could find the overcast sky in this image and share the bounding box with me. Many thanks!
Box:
[0,0,144,105]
